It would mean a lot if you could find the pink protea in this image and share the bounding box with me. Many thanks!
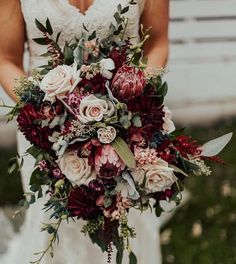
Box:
[111,65,146,101]
[95,145,125,178]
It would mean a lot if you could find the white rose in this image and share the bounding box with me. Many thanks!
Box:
[57,150,95,186]
[163,106,175,134]
[99,58,115,79]
[132,159,177,193]
[79,94,115,123]
[40,63,81,103]
[97,126,117,144]
[131,167,146,185]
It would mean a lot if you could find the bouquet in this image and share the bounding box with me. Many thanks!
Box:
[3,2,232,263]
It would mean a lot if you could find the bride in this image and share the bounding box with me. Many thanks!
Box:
[0,0,169,263]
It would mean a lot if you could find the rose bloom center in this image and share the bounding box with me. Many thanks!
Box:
[71,160,81,172]
[89,106,102,117]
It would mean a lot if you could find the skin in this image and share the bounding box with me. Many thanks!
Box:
[0,0,169,102]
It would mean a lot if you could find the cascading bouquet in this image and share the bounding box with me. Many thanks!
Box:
[3,2,232,264]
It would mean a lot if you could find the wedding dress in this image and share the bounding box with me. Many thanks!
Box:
[0,0,163,263]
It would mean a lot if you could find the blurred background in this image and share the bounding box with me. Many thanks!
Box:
[0,0,236,262]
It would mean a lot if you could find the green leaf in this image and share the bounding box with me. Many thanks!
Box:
[33,37,48,45]
[104,197,112,208]
[35,18,47,33]
[159,81,168,97]
[132,115,142,127]
[46,18,53,35]
[154,203,163,217]
[38,187,43,199]
[56,31,62,43]
[111,136,136,169]
[29,194,36,204]
[89,231,107,252]
[117,4,122,12]
[88,30,96,41]
[63,44,74,65]
[19,199,26,207]
[129,251,138,264]
[114,12,123,24]
[27,146,42,159]
[170,165,189,178]
[30,168,50,186]
[30,184,40,192]
[8,157,18,174]
[116,249,124,264]
[114,24,123,35]
[169,127,185,138]
[82,23,89,32]
[121,6,129,14]
[119,115,131,129]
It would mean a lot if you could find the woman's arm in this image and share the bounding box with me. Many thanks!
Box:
[141,0,169,68]
[0,0,26,102]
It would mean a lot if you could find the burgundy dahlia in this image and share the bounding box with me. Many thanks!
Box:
[152,188,176,201]
[128,96,165,132]
[67,180,104,220]
[17,104,53,150]
[111,65,146,101]
[78,73,107,94]
[109,46,127,70]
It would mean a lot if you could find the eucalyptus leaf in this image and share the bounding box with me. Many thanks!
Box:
[114,12,123,24]
[132,115,142,127]
[119,115,131,129]
[111,136,136,169]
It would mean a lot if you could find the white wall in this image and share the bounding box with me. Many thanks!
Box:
[166,0,236,124]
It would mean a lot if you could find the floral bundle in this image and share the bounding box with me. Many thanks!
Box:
[4,2,232,264]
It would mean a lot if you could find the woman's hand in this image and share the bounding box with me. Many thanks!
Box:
[0,0,26,102]
[141,0,169,68]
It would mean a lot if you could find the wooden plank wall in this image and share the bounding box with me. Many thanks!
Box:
[166,0,236,123]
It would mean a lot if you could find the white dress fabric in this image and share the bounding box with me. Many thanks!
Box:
[0,0,163,263]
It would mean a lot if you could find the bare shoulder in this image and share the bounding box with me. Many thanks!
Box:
[0,0,25,60]
[0,0,23,22]
[142,0,169,17]
[141,0,169,33]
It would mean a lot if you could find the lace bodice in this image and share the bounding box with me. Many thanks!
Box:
[20,0,145,69]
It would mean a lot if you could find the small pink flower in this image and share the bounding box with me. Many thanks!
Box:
[52,168,63,178]
[38,160,47,171]
[67,93,80,106]
[134,146,159,165]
